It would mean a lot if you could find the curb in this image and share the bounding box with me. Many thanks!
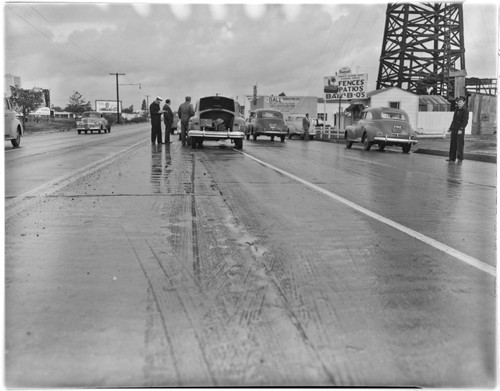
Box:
[413,149,496,163]
[315,136,496,164]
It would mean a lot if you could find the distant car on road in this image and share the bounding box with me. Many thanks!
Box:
[76,111,111,134]
[246,109,287,142]
[188,95,245,149]
[344,107,417,153]
[285,113,314,140]
[4,98,23,147]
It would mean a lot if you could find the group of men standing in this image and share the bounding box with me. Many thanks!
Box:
[149,96,194,146]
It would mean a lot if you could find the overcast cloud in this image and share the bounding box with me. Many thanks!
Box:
[3,2,498,111]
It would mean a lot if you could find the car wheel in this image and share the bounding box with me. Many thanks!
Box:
[309,135,314,140]
[235,139,243,149]
[402,144,412,153]
[271,136,275,141]
[78,130,81,134]
[363,134,372,151]
[288,133,292,139]
[191,137,198,149]
[378,143,386,151]
[253,133,257,141]
[107,125,111,133]
[98,126,102,134]
[246,134,250,140]
[11,127,21,147]
[280,136,285,142]
[345,138,353,149]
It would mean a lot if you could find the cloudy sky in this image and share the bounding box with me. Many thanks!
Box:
[3,2,498,111]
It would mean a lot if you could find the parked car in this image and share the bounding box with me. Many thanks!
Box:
[188,95,245,149]
[4,98,23,147]
[344,107,417,153]
[246,109,287,142]
[76,111,111,134]
[285,114,314,140]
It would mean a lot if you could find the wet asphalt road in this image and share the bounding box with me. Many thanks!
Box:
[4,124,496,387]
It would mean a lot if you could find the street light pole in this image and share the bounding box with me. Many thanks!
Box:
[109,72,125,124]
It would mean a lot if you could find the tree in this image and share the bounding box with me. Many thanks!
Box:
[9,86,44,125]
[64,91,92,113]
[141,99,147,111]
[122,104,134,114]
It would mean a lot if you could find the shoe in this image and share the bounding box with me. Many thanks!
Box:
[446,159,455,162]
[457,160,463,164]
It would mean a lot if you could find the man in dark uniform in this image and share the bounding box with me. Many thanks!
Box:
[150,96,163,144]
[162,99,174,144]
[446,96,469,163]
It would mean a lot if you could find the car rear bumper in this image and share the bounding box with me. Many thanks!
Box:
[374,136,417,144]
[188,130,245,139]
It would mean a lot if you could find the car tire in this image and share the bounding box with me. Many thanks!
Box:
[378,143,386,151]
[345,138,353,149]
[107,125,111,133]
[246,134,250,140]
[402,144,412,153]
[271,136,275,141]
[235,139,243,149]
[280,136,285,142]
[253,133,257,141]
[363,134,372,151]
[11,127,21,147]
[78,130,81,134]
[309,135,314,140]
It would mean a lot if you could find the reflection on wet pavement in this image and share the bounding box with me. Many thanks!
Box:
[151,144,172,193]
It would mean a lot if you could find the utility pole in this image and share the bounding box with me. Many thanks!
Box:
[109,73,125,124]
[145,95,150,119]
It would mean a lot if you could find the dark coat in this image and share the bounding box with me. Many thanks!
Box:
[449,106,469,133]
[162,103,174,124]
[150,101,162,126]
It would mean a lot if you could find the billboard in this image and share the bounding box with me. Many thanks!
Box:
[324,73,368,101]
[96,100,122,113]
[264,96,317,118]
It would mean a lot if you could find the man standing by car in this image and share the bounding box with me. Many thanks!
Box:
[302,113,311,141]
[162,99,174,144]
[178,96,195,146]
[446,96,469,163]
[150,96,164,144]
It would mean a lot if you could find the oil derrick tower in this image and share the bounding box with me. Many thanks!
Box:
[377,3,466,100]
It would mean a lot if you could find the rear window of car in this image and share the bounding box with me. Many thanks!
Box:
[381,111,405,120]
[258,111,283,119]
[199,96,235,112]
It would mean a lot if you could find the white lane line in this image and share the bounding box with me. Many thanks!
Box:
[5,139,148,220]
[239,151,496,277]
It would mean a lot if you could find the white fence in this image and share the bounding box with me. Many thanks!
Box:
[416,111,472,135]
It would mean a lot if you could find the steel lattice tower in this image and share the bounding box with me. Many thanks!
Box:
[377,2,466,99]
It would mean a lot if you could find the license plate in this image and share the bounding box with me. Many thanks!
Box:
[393,125,402,132]
[270,124,276,129]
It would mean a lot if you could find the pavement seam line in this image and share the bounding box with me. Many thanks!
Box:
[238,150,496,277]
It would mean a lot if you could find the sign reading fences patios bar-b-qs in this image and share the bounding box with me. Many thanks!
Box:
[324,67,368,101]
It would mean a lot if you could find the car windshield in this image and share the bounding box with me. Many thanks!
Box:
[83,113,100,118]
[258,111,283,120]
[381,111,405,120]
[199,96,235,112]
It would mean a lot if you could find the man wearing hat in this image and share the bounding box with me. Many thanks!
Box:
[162,99,174,144]
[150,96,164,144]
[178,96,195,146]
[446,96,469,163]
